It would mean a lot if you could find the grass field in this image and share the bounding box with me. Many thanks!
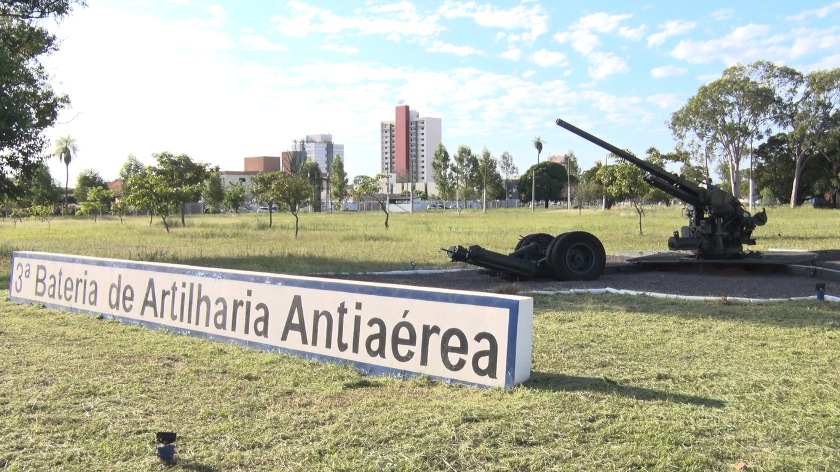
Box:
[1,206,839,470]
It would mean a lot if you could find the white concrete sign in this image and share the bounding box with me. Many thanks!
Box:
[9,252,533,388]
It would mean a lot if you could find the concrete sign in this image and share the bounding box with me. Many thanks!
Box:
[9,252,533,388]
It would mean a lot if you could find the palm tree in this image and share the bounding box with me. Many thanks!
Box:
[54,135,79,214]
[531,136,543,212]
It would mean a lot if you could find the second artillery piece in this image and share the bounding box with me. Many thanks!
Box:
[555,118,767,259]
[444,118,774,281]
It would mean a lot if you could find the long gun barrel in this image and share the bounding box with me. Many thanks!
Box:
[554,117,767,259]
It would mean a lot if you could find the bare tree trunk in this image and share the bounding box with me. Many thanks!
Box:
[293,213,299,237]
[789,162,805,208]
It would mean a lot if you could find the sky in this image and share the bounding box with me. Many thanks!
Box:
[41,0,840,186]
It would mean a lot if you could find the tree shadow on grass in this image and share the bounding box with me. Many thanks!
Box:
[526,371,725,408]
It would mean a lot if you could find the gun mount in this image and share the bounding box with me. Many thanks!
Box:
[556,118,768,259]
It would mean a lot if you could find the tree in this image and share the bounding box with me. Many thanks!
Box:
[1,1,82,201]
[274,172,311,237]
[202,171,225,213]
[352,174,390,229]
[517,161,566,209]
[299,161,322,212]
[596,150,664,235]
[476,147,497,213]
[153,152,210,226]
[15,161,60,208]
[453,145,478,212]
[74,168,106,204]
[54,135,78,212]
[670,62,778,199]
[125,171,176,233]
[250,171,279,227]
[330,155,348,210]
[498,151,518,206]
[531,137,543,212]
[78,186,112,222]
[118,154,146,202]
[431,143,455,202]
[224,181,246,213]
[111,200,128,223]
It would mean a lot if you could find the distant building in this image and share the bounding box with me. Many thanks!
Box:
[283,134,345,173]
[380,105,441,187]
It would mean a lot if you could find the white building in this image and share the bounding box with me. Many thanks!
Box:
[299,134,345,172]
[380,105,441,186]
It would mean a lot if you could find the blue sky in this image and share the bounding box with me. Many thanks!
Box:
[43,0,840,186]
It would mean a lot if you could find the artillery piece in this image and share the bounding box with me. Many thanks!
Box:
[443,119,781,281]
[555,118,767,259]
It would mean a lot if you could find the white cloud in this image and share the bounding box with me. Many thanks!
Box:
[650,65,687,78]
[531,49,568,67]
[500,47,522,61]
[648,20,696,47]
[575,12,633,34]
[646,93,681,109]
[711,9,735,21]
[787,1,840,21]
[239,34,288,52]
[553,30,600,55]
[437,0,549,43]
[322,43,360,55]
[271,1,443,39]
[671,24,773,64]
[587,52,627,79]
[620,25,646,41]
[426,40,484,57]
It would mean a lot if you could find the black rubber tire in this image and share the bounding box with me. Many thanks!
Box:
[546,231,606,281]
[514,233,555,253]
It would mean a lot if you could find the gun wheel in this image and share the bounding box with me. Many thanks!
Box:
[547,231,606,281]
[514,233,555,254]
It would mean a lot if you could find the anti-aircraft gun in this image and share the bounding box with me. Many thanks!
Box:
[555,118,768,259]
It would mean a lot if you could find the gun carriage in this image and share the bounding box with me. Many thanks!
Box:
[443,118,802,281]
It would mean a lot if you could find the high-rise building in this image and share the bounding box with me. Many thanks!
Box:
[380,105,441,184]
[284,134,345,173]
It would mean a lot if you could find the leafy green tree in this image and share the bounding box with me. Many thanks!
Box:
[202,171,225,213]
[250,171,279,227]
[475,147,497,213]
[78,187,112,222]
[125,171,177,233]
[330,155,348,210]
[498,151,518,205]
[29,204,54,229]
[275,172,311,237]
[453,145,478,211]
[352,174,390,229]
[118,154,146,202]
[74,168,107,204]
[111,200,128,223]
[0,1,82,200]
[596,151,664,235]
[224,180,246,213]
[15,161,60,208]
[431,143,454,202]
[517,161,566,209]
[153,152,210,226]
[670,62,779,199]
[54,135,78,212]
[299,160,322,212]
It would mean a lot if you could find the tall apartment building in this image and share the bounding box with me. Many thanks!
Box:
[380,105,441,184]
[283,134,345,173]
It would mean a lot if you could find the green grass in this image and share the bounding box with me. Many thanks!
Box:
[1,207,839,470]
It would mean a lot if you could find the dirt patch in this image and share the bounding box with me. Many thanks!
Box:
[327,251,840,300]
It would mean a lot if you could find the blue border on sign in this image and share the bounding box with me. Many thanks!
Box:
[9,251,527,388]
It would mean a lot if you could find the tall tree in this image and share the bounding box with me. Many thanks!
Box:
[299,160,322,212]
[329,155,348,210]
[153,152,209,226]
[476,147,496,213]
[431,143,454,202]
[531,137,543,212]
[118,154,146,202]
[1,1,83,200]
[202,171,225,213]
[517,161,567,209]
[15,161,60,208]
[125,171,176,233]
[498,151,518,205]
[54,135,78,212]
[670,62,778,199]
[452,145,477,212]
[74,168,106,204]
